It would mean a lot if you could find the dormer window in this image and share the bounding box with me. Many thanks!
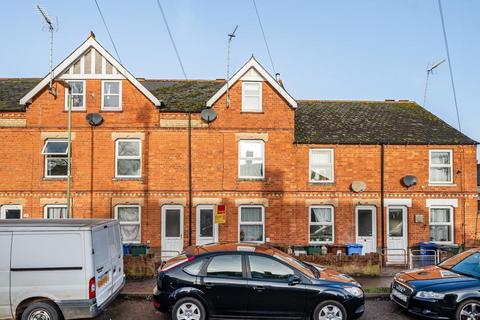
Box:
[242,82,262,112]
[64,80,85,111]
[102,80,122,111]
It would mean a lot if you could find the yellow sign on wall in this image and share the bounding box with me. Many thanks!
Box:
[215,204,226,224]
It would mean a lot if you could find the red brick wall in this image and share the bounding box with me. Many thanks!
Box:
[0,78,477,252]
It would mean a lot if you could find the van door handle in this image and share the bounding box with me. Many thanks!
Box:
[205,282,214,289]
[96,267,104,273]
[253,285,265,292]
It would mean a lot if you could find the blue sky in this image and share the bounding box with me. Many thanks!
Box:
[1,1,478,158]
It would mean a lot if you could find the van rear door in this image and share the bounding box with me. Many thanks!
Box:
[92,225,113,307]
[108,222,124,293]
[0,233,12,319]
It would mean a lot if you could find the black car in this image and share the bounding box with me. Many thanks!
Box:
[391,248,480,320]
[153,243,364,320]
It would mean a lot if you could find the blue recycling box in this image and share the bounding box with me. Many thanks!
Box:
[346,243,363,256]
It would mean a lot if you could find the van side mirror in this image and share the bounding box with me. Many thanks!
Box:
[288,274,301,286]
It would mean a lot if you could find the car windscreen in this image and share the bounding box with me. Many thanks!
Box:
[441,251,480,278]
[440,249,476,270]
[273,252,316,278]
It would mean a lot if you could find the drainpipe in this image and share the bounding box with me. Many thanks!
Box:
[380,144,385,253]
[66,85,73,218]
[188,112,193,246]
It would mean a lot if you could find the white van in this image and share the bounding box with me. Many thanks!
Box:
[0,219,125,320]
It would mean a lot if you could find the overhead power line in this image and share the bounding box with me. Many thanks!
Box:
[155,0,188,80]
[93,0,122,64]
[252,0,277,75]
[437,0,462,132]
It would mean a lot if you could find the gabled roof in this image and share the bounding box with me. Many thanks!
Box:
[206,56,297,108]
[19,35,161,107]
[295,100,477,145]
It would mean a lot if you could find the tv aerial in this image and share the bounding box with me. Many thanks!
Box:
[226,25,238,108]
[37,5,58,96]
[423,59,445,108]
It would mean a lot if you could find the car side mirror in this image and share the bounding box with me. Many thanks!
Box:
[288,274,301,286]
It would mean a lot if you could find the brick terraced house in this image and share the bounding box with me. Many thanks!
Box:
[0,34,478,262]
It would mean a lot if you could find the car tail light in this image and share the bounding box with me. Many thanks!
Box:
[89,277,96,299]
[153,300,161,309]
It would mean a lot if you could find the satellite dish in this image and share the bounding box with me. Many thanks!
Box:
[201,108,217,123]
[402,175,418,187]
[86,113,103,127]
[351,181,367,193]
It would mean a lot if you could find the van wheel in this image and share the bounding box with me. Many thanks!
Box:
[21,301,62,320]
[171,297,206,320]
[456,299,480,320]
[313,300,347,320]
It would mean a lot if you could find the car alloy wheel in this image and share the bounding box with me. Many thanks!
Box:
[27,309,51,320]
[176,302,201,320]
[460,302,480,320]
[318,304,343,320]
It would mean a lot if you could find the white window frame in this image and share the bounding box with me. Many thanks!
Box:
[238,140,265,179]
[43,139,69,179]
[238,205,265,243]
[115,204,141,244]
[115,139,142,178]
[308,205,335,244]
[242,81,262,112]
[0,205,22,219]
[309,149,335,183]
[429,206,454,244]
[101,80,122,111]
[429,150,453,184]
[64,80,86,111]
[43,204,68,219]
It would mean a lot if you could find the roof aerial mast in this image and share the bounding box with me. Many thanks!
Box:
[423,58,445,108]
[226,25,238,108]
[36,5,58,96]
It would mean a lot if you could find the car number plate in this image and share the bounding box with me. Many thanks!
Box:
[98,273,110,288]
[392,288,407,302]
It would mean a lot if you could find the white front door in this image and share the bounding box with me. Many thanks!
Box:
[387,206,408,264]
[0,205,22,219]
[161,205,184,260]
[196,205,218,245]
[356,206,377,254]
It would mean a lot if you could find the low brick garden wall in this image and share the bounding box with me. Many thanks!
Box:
[123,254,156,279]
[299,253,381,276]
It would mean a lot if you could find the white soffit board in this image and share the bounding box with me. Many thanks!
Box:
[19,36,161,107]
[206,56,297,108]
[426,199,459,208]
[384,198,412,207]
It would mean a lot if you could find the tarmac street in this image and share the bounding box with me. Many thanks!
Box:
[94,297,417,320]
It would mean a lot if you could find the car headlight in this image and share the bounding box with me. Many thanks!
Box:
[344,286,364,298]
[415,291,445,300]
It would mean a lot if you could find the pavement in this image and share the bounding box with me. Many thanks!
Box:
[95,297,416,320]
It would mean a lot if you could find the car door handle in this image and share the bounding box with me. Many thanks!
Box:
[253,285,265,292]
[204,282,214,289]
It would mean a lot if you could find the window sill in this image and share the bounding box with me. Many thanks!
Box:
[101,109,123,112]
[240,111,264,114]
[63,110,86,112]
[43,177,67,181]
[309,242,334,245]
[237,178,267,182]
[428,183,457,187]
[309,182,335,186]
[113,177,143,182]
